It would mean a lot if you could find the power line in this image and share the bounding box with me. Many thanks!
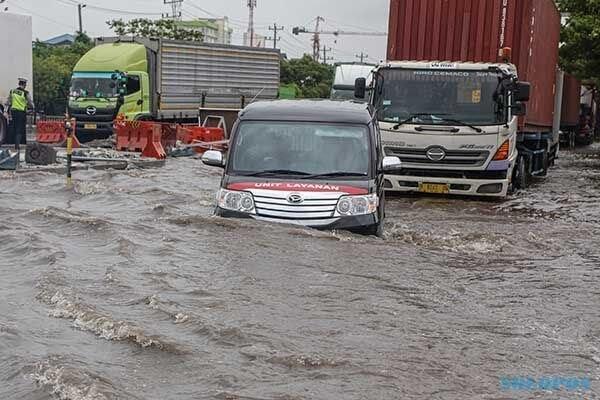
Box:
[79,4,163,16]
[10,2,76,30]
[267,23,283,49]
[322,46,333,64]
[356,52,369,63]
[163,0,183,20]
[323,17,383,33]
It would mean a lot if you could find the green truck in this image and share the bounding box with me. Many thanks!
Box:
[68,37,281,142]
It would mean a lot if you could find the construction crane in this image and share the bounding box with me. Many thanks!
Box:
[292,28,388,37]
[292,23,387,62]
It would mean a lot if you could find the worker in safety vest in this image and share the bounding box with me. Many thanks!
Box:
[6,78,34,149]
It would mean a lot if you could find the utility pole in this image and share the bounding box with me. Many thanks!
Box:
[267,23,284,49]
[312,16,324,62]
[356,52,368,63]
[322,47,333,64]
[163,0,183,20]
[77,3,86,34]
[247,0,257,47]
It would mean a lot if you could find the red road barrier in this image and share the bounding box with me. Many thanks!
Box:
[36,118,81,148]
[113,117,225,158]
[176,125,225,153]
[142,123,166,159]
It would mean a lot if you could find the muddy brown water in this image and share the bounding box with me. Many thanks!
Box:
[1,147,599,400]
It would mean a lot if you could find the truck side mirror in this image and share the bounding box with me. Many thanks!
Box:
[512,102,527,116]
[514,81,530,102]
[354,77,367,99]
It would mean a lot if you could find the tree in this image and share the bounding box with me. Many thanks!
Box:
[280,55,334,98]
[32,33,94,115]
[107,18,203,41]
[559,0,600,138]
[558,0,600,86]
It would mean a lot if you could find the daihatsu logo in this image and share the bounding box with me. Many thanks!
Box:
[426,147,446,161]
[287,193,304,204]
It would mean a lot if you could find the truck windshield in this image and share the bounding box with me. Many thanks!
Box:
[70,72,118,99]
[376,69,504,126]
[231,122,371,178]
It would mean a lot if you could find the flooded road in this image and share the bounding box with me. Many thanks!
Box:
[1,146,599,400]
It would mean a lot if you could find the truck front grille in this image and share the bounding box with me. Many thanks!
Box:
[385,147,490,167]
[69,108,115,123]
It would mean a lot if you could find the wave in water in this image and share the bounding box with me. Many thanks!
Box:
[42,291,186,354]
[385,223,508,254]
[32,358,137,400]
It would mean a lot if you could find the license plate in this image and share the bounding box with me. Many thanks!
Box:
[84,123,97,130]
[419,183,449,194]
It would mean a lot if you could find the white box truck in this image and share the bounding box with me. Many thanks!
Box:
[0,12,33,142]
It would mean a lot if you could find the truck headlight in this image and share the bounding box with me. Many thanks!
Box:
[335,193,379,216]
[217,189,256,214]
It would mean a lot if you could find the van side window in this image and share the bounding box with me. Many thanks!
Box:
[127,75,141,95]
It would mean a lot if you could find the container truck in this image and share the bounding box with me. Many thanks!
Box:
[362,0,561,197]
[330,63,375,101]
[559,74,582,148]
[0,12,33,144]
[68,37,281,142]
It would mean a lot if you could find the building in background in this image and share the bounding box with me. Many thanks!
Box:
[0,12,33,102]
[43,33,76,46]
[177,17,233,44]
[243,32,266,48]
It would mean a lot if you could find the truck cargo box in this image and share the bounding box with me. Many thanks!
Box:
[560,74,581,128]
[387,0,561,132]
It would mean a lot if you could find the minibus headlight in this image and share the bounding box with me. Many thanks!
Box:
[217,189,256,214]
[335,193,378,216]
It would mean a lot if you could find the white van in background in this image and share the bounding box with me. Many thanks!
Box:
[330,63,375,102]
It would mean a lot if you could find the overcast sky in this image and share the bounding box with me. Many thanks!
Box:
[5,0,390,63]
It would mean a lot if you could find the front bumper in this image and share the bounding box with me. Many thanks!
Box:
[215,207,379,232]
[385,175,509,197]
[75,122,114,142]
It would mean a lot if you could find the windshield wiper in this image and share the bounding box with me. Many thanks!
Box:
[303,171,368,179]
[237,169,312,177]
[431,118,483,133]
[392,113,449,130]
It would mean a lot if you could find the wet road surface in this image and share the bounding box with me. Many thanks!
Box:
[1,146,599,399]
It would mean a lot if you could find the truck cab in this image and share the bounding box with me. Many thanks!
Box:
[68,42,150,142]
[366,61,529,197]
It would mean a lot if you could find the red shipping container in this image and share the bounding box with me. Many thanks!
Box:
[560,74,581,128]
[387,0,561,132]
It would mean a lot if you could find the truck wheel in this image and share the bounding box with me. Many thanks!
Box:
[538,151,549,177]
[513,155,528,191]
[569,132,576,149]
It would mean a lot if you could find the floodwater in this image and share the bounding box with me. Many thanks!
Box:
[1,146,599,400]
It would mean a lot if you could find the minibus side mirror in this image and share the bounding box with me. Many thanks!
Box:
[201,150,225,168]
[382,156,402,172]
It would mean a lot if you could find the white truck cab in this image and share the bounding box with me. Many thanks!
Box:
[363,61,530,197]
